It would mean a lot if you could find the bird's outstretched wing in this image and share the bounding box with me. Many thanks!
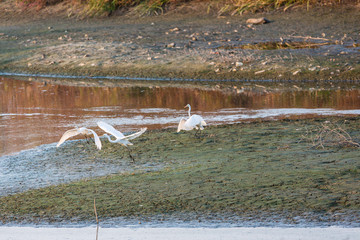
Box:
[177,118,187,132]
[97,121,125,139]
[88,129,102,150]
[124,128,147,140]
[56,128,80,147]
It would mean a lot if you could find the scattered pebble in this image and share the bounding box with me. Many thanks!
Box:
[235,62,243,67]
[246,17,270,25]
[166,43,176,48]
[169,27,180,32]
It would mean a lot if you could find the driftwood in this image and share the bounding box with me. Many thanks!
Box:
[246,17,270,25]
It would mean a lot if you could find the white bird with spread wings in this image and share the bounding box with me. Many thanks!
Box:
[97,121,147,161]
[177,104,207,134]
[56,127,102,150]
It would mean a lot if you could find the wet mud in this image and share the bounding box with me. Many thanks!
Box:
[0,117,359,225]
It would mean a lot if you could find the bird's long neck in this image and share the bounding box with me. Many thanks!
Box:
[187,105,191,117]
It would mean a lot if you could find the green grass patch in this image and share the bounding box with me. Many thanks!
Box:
[0,117,359,223]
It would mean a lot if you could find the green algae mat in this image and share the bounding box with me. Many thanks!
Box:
[1,117,359,224]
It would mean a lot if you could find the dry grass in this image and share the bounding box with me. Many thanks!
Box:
[14,0,360,16]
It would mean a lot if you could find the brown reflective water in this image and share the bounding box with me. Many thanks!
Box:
[1,77,360,156]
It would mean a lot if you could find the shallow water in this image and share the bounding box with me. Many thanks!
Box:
[1,77,360,156]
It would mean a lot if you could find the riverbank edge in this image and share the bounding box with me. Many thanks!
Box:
[1,117,359,226]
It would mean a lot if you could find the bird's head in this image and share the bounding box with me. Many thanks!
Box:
[184,104,190,109]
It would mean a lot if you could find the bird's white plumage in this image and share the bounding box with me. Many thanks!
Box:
[102,134,133,146]
[97,121,147,146]
[123,127,147,140]
[177,104,207,132]
[56,127,102,150]
[97,121,126,139]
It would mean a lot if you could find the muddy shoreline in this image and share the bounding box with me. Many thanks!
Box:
[1,5,360,82]
[1,117,359,225]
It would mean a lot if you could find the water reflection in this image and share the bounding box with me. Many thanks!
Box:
[0,77,359,156]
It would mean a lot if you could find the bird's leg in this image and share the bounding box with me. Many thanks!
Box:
[194,128,200,138]
[126,146,135,163]
[84,135,90,144]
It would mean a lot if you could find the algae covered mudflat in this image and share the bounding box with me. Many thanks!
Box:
[0,117,359,225]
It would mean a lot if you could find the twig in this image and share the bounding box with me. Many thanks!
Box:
[301,121,360,149]
[94,198,99,224]
[94,198,99,240]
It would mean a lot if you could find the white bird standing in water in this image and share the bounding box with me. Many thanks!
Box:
[177,104,207,135]
[97,121,147,161]
[56,127,102,150]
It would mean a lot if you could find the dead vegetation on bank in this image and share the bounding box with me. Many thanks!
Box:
[12,0,360,17]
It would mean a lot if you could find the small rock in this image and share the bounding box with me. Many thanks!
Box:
[27,62,32,67]
[235,62,243,67]
[166,43,175,48]
[246,17,270,25]
[170,27,180,32]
